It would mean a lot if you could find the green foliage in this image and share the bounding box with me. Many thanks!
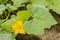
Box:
[6,4,17,11]
[0,0,60,40]
[47,0,60,14]
[0,18,17,32]
[0,0,8,4]
[0,10,31,32]
[30,0,48,6]
[13,0,28,8]
[0,31,15,40]
[0,4,6,14]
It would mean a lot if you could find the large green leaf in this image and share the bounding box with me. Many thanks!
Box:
[24,4,57,35]
[0,31,15,40]
[47,0,60,14]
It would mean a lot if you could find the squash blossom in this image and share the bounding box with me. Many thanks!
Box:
[12,21,25,34]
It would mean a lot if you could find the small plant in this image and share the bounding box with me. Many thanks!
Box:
[0,0,60,40]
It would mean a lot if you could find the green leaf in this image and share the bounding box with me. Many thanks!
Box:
[11,15,16,18]
[6,4,17,11]
[24,4,57,35]
[17,10,31,22]
[47,0,60,14]
[0,0,8,4]
[30,0,48,6]
[0,19,7,25]
[13,0,28,8]
[0,4,6,14]
[0,18,17,32]
[0,0,2,4]
[3,0,8,4]
[0,31,15,40]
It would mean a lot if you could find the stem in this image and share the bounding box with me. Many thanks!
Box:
[6,11,10,20]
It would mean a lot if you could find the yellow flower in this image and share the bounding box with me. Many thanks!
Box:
[12,21,25,34]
